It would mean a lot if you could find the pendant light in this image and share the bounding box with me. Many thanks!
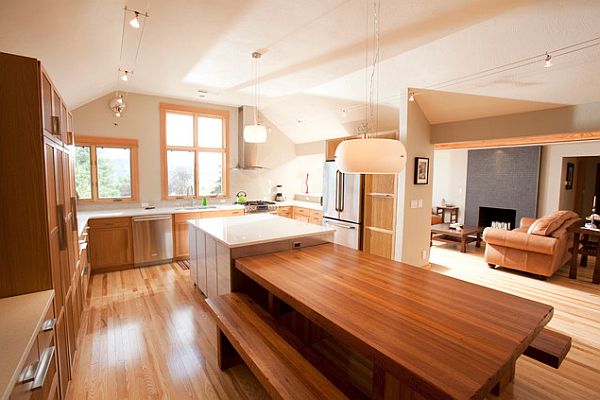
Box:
[243,51,268,143]
[335,0,406,174]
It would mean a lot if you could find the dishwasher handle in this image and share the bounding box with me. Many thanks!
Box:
[132,215,172,222]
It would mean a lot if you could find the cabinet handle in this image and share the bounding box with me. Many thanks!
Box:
[57,204,67,250]
[71,197,78,231]
[32,346,55,391]
[19,363,36,383]
[41,318,55,332]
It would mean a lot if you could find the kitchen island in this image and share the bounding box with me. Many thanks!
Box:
[188,214,334,297]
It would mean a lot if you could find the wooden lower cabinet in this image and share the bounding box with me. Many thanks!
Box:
[277,206,292,217]
[362,174,397,259]
[55,310,70,399]
[88,217,133,272]
[291,207,322,225]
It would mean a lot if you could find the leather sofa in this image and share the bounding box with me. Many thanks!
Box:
[483,211,580,278]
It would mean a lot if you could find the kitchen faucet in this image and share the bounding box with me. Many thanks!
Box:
[186,185,194,207]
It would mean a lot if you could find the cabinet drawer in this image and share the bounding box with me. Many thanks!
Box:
[88,217,130,228]
[31,338,58,400]
[309,216,322,225]
[309,210,322,219]
[277,206,292,216]
[293,207,310,216]
[37,302,56,353]
[173,212,204,223]
[293,215,310,223]
[10,339,39,400]
[228,209,244,216]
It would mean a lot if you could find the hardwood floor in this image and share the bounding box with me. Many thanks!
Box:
[68,245,600,399]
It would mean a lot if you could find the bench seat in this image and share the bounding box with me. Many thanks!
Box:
[205,293,347,400]
[524,328,571,368]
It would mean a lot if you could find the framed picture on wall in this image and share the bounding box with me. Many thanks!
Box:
[565,162,574,190]
[414,157,429,185]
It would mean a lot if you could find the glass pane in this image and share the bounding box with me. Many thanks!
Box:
[197,116,223,148]
[166,112,194,146]
[74,146,92,199]
[96,147,132,199]
[198,152,223,195]
[167,150,195,196]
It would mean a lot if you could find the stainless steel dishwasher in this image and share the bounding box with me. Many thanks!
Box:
[132,214,173,267]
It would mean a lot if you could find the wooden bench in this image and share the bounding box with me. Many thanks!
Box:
[204,293,347,400]
[523,328,571,368]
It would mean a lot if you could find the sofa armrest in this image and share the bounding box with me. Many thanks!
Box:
[520,217,537,229]
[483,228,558,256]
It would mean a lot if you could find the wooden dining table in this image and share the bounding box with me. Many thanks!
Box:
[234,243,554,400]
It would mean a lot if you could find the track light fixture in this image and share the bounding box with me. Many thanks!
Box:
[129,12,140,28]
[120,70,130,81]
[341,109,347,117]
[544,52,553,68]
[408,92,415,102]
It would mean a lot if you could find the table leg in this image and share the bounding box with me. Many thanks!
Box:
[460,236,467,253]
[580,234,589,267]
[570,232,580,279]
[430,231,433,247]
[491,360,516,396]
[476,232,481,248]
[372,366,426,400]
[594,243,600,284]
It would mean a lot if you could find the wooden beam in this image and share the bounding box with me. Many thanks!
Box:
[433,131,600,150]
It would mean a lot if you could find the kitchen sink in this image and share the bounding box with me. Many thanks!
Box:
[176,206,217,210]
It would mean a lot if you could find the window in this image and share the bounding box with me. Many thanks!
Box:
[74,136,139,202]
[160,104,229,198]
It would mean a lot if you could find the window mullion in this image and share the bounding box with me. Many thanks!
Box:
[91,145,99,201]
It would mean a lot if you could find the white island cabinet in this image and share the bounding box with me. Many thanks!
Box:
[188,214,335,297]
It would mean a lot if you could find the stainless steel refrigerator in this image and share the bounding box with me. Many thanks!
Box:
[322,161,363,249]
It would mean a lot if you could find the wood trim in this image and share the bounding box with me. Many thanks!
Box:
[160,103,230,200]
[74,135,139,203]
[433,131,600,150]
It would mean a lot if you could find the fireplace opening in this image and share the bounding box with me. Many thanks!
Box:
[478,207,517,230]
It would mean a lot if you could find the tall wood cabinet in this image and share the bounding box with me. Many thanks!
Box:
[0,52,84,399]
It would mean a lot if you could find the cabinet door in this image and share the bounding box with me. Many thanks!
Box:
[88,225,133,271]
[41,72,54,136]
[205,236,217,298]
[195,230,207,295]
[60,102,68,145]
[189,226,197,284]
[173,221,190,259]
[55,310,70,400]
[51,89,62,143]
[44,142,64,314]
[64,290,76,368]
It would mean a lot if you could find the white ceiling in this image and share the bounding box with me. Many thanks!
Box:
[1,0,599,143]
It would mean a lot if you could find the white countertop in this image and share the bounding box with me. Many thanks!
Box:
[77,201,323,237]
[188,214,334,248]
[0,290,55,400]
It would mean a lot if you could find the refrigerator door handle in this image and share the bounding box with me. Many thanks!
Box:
[335,170,341,212]
[340,172,345,212]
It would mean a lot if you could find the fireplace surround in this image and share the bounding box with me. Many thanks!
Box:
[478,206,516,229]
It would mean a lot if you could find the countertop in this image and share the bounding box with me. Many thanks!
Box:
[188,214,334,248]
[77,201,323,237]
[0,290,55,400]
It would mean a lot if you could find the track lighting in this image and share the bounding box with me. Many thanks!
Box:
[121,70,129,81]
[341,109,347,117]
[116,96,124,104]
[408,92,415,102]
[544,53,553,68]
[115,112,121,118]
[129,12,140,28]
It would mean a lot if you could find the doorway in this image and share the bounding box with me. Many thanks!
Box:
[559,156,600,216]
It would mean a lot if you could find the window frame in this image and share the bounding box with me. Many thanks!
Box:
[74,135,140,203]
[160,103,229,199]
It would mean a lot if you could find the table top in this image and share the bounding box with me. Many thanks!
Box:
[235,243,553,399]
[431,223,481,235]
[436,205,459,209]
[187,214,334,248]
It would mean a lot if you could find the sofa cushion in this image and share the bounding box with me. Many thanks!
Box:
[528,211,579,236]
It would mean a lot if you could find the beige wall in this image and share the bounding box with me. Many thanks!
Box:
[395,99,433,267]
[431,102,600,144]
[72,92,324,209]
[431,149,468,222]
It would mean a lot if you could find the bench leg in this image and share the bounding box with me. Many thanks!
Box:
[372,365,426,400]
[491,360,516,396]
[217,328,243,370]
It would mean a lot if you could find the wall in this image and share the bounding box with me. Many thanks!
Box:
[72,92,324,209]
[557,157,579,212]
[433,141,600,220]
[431,149,467,222]
[464,146,541,226]
[431,102,600,144]
[395,99,433,267]
[538,141,600,216]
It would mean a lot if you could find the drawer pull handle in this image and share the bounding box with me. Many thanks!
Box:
[32,346,55,391]
[19,364,36,384]
[41,318,55,332]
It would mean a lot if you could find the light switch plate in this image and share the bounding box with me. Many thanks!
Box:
[410,200,418,209]
[418,199,423,208]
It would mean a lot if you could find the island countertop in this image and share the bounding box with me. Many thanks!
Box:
[188,214,334,248]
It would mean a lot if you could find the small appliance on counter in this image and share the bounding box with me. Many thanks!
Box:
[275,184,285,202]
[235,191,248,204]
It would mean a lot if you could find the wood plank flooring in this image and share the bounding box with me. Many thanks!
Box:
[68,244,600,399]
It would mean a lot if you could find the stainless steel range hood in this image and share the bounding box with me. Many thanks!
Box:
[235,105,265,170]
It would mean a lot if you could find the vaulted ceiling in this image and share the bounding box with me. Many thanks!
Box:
[1,0,599,143]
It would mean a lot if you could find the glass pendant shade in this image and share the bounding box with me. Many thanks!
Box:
[335,138,407,174]
[243,124,267,143]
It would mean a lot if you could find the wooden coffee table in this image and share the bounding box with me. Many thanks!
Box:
[431,223,482,253]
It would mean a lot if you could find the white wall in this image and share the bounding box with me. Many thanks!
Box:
[539,141,600,216]
[72,92,324,209]
[431,149,468,222]
[432,141,600,221]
